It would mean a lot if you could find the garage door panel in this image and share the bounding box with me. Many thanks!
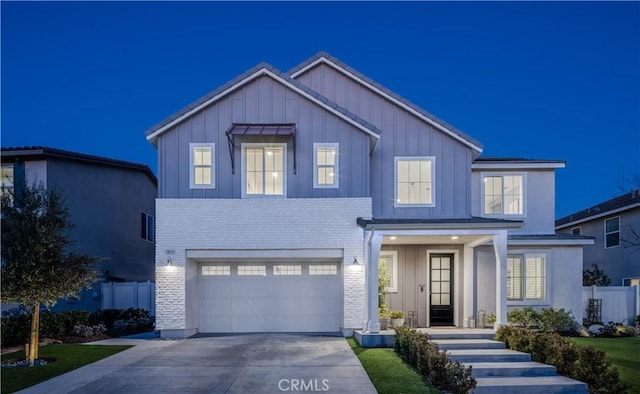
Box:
[199,262,341,333]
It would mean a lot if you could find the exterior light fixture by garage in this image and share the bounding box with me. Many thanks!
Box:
[165,256,173,267]
[165,249,176,267]
[352,256,360,265]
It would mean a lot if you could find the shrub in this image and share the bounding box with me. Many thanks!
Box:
[0,306,31,347]
[538,308,576,333]
[72,324,107,338]
[389,310,404,319]
[39,310,91,338]
[395,326,476,394]
[507,306,540,328]
[495,326,627,393]
[90,308,154,336]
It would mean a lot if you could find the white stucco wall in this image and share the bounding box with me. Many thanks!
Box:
[475,244,585,324]
[471,170,556,234]
[155,198,371,336]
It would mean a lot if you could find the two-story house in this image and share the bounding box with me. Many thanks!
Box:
[1,147,157,312]
[556,190,640,286]
[146,52,591,338]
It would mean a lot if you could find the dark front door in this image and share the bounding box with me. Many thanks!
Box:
[429,253,454,326]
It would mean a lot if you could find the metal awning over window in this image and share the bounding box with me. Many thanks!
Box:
[225,123,297,174]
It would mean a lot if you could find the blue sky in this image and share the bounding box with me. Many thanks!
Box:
[2,1,638,218]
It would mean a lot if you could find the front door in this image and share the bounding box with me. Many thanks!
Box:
[429,254,454,326]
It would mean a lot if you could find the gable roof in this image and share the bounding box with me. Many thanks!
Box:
[145,62,381,151]
[556,189,640,229]
[1,146,157,185]
[289,51,484,155]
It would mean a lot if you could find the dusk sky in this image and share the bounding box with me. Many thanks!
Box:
[2,1,638,218]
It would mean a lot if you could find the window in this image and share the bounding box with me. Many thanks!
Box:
[141,212,154,242]
[483,174,524,216]
[273,265,302,276]
[507,252,547,302]
[202,266,230,276]
[395,157,435,206]
[313,143,338,188]
[605,217,620,248]
[571,227,581,236]
[379,251,398,293]
[1,164,14,202]
[623,277,640,286]
[238,265,267,276]
[190,143,215,188]
[242,144,286,197]
[309,265,338,275]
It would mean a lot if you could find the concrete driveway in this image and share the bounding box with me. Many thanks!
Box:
[18,334,377,393]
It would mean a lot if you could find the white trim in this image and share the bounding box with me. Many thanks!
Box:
[508,238,594,246]
[241,143,287,198]
[556,204,640,229]
[472,162,565,170]
[426,249,460,327]
[186,248,344,261]
[313,143,339,189]
[147,67,380,143]
[290,56,483,153]
[480,172,527,219]
[394,156,436,208]
[506,249,551,305]
[189,143,215,189]
[379,250,398,293]
[604,216,621,249]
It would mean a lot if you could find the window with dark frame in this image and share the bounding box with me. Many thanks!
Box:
[141,212,154,242]
[605,217,620,248]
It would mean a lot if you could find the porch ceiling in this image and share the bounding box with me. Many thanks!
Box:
[382,234,490,245]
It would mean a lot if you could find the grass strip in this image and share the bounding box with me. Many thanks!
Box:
[1,343,132,394]
[347,337,439,394]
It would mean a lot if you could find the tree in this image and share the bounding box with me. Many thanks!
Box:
[1,186,99,366]
[583,264,611,286]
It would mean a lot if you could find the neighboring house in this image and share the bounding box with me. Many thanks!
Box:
[1,147,157,312]
[146,52,592,338]
[556,190,640,286]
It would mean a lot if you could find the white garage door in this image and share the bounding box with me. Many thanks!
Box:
[199,262,341,333]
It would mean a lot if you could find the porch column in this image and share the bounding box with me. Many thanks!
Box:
[463,245,475,325]
[366,233,383,333]
[493,231,508,328]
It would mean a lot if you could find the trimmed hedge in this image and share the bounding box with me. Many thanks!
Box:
[496,326,627,394]
[1,307,154,347]
[394,326,476,394]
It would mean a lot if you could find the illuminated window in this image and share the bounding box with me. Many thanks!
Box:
[483,174,524,216]
[313,143,338,188]
[242,144,286,197]
[507,252,547,301]
[395,157,435,207]
[190,143,215,188]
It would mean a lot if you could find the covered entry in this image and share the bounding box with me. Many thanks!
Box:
[198,262,341,333]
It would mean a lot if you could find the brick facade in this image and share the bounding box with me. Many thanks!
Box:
[155,198,371,336]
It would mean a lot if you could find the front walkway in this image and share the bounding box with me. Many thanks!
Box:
[355,327,496,347]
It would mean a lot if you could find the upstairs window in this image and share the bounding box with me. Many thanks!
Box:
[242,144,286,197]
[190,143,215,189]
[483,174,524,216]
[1,164,14,203]
[507,252,547,302]
[571,227,581,236]
[141,212,154,242]
[313,143,338,188]
[605,217,620,248]
[395,157,435,207]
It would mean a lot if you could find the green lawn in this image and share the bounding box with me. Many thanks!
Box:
[347,338,439,394]
[570,337,640,394]
[1,344,132,394]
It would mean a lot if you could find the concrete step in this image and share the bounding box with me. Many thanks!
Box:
[426,332,495,340]
[473,376,588,394]
[432,339,505,350]
[447,348,531,363]
[466,361,557,377]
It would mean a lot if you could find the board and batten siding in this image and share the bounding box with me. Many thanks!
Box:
[295,63,473,219]
[156,75,370,199]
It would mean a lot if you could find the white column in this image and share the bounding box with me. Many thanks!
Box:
[463,245,475,326]
[366,233,383,333]
[493,231,508,328]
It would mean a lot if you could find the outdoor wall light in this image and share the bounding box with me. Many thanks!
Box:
[352,256,360,265]
[165,256,173,267]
